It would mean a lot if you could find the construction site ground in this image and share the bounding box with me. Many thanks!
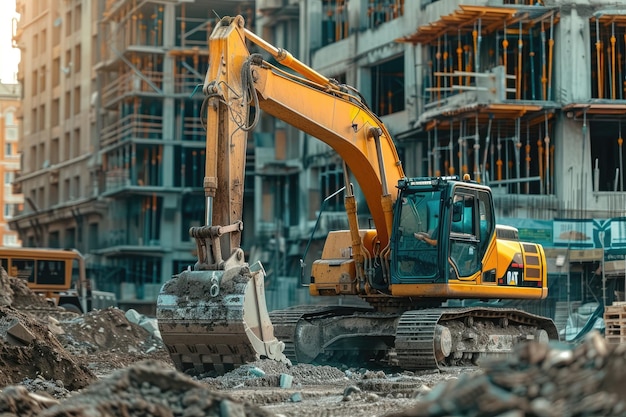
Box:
[1,268,625,417]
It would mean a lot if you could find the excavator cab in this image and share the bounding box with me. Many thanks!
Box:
[391,176,495,286]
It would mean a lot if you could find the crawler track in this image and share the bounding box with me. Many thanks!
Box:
[270,305,559,370]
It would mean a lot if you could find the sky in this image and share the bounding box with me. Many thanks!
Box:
[0,0,20,83]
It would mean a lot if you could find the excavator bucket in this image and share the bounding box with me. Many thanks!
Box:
[156,261,290,374]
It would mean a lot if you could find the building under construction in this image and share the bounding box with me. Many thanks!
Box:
[10,0,257,310]
[256,0,626,324]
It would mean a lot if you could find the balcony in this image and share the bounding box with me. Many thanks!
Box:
[101,114,163,148]
[101,71,164,108]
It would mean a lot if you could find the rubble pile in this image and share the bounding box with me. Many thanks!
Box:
[1,360,273,417]
[0,305,96,390]
[2,264,626,416]
[58,307,162,355]
[386,331,626,417]
[0,267,95,390]
[0,268,165,392]
[200,359,349,389]
[0,266,49,309]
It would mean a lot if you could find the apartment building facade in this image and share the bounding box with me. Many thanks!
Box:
[0,82,22,247]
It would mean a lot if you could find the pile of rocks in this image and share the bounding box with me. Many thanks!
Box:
[387,331,626,417]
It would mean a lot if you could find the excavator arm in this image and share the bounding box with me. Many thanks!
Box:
[203,15,404,249]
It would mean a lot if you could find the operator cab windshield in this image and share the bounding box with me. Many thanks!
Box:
[392,190,442,282]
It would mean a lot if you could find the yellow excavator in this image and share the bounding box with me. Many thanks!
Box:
[156,15,558,374]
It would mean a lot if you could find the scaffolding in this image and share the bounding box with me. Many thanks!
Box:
[399,5,563,195]
[399,4,626,209]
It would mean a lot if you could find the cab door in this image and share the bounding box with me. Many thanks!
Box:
[448,187,494,281]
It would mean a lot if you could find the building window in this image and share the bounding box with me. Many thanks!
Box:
[29,145,37,171]
[64,91,71,120]
[73,175,81,199]
[4,204,12,218]
[52,18,61,46]
[39,104,45,131]
[50,183,59,206]
[31,107,37,132]
[65,11,72,37]
[74,86,81,115]
[74,44,81,73]
[3,234,18,247]
[52,99,60,127]
[64,132,70,160]
[322,0,349,46]
[40,29,47,53]
[590,121,626,191]
[88,223,98,251]
[367,0,405,29]
[181,195,203,241]
[370,56,405,116]
[5,143,13,157]
[4,172,14,184]
[52,57,60,87]
[74,5,81,32]
[64,178,70,201]
[65,227,76,248]
[40,66,46,92]
[37,186,44,209]
[49,231,60,248]
[32,34,38,58]
[31,70,37,96]
[73,128,80,158]
[5,127,17,141]
[51,137,60,164]
[320,163,345,212]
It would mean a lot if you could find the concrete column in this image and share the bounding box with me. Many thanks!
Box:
[554,116,592,213]
[553,4,591,102]
[300,0,322,64]
[552,4,593,210]
[161,3,175,188]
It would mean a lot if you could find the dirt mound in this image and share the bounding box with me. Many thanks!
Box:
[0,266,95,390]
[0,305,95,390]
[0,267,49,309]
[0,359,274,417]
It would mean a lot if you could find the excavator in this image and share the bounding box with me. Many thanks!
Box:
[156,15,558,374]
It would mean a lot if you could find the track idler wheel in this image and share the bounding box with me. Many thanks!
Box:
[434,324,452,362]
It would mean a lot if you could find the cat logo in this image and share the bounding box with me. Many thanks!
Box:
[507,270,519,285]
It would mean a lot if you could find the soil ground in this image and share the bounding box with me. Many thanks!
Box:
[0,268,625,417]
